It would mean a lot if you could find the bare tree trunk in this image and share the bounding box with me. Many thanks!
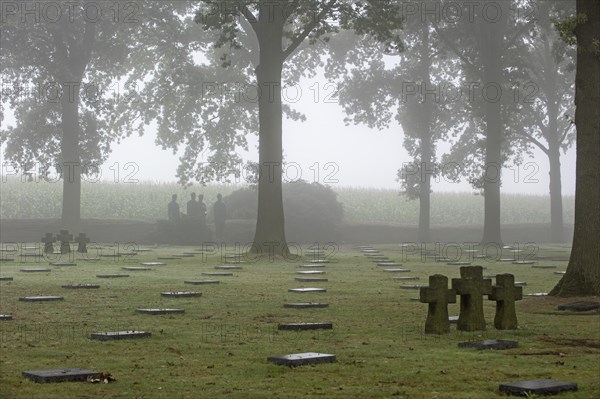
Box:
[418,22,432,243]
[251,10,289,257]
[60,93,81,231]
[550,0,600,296]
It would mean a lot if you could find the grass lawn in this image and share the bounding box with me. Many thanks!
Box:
[0,243,598,398]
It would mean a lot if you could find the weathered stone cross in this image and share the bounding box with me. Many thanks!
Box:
[420,274,456,334]
[41,233,55,254]
[489,273,522,330]
[75,233,90,253]
[451,266,492,331]
[56,230,73,254]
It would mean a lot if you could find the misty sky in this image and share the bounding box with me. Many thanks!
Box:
[102,73,576,195]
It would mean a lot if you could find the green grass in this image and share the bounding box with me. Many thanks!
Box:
[0,178,575,225]
[0,244,598,398]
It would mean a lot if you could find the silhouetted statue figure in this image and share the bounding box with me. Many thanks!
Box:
[198,194,207,224]
[168,194,180,221]
[187,193,200,219]
[213,193,227,241]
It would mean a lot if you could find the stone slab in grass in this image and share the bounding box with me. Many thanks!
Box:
[50,262,77,267]
[288,288,327,293]
[283,303,329,309]
[377,262,402,267]
[361,249,379,253]
[398,285,424,290]
[513,261,535,265]
[458,339,519,350]
[531,265,557,269]
[19,296,64,302]
[0,258,15,262]
[295,277,328,282]
[554,271,566,275]
[175,254,195,258]
[20,253,44,259]
[184,280,219,285]
[136,308,185,315]
[514,282,527,286]
[22,368,100,383]
[225,260,247,264]
[202,272,233,276]
[498,258,515,262]
[447,262,471,266]
[435,258,452,263]
[383,268,411,272]
[449,316,459,324]
[267,352,336,367]
[277,322,332,331]
[526,292,548,297]
[392,276,420,281]
[307,259,330,264]
[473,255,489,259]
[21,268,51,273]
[298,264,325,268]
[122,267,151,271]
[0,276,14,281]
[62,284,100,289]
[0,314,13,320]
[90,331,151,341]
[557,301,600,312]
[498,379,577,396]
[141,262,166,266]
[96,274,129,279]
[161,291,201,297]
[297,270,326,275]
[100,254,121,258]
[157,256,181,260]
[215,265,242,270]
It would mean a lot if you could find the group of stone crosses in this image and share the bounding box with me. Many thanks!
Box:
[41,230,90,254]
[420,265,522,334]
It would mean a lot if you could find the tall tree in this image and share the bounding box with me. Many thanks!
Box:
[550,0,600,296]
[191,1,403,255]
[1,1,142,229]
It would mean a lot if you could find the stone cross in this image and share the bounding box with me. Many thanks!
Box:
[75,233,90,253]
[451,266,492,331]
[420,274,456,334]
[41,233,55,254]
[489,274,522,330]
[56,230,73,254]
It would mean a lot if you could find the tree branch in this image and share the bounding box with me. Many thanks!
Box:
[501,20,534,55]
[515,130,549,155]
[281,0,337,61]
[559,121,575,144]
[432,23,482,80]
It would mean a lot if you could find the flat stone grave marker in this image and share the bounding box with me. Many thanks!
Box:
[19,296,64,302]
[449,316,458,324]
[526,292,548,297]
[62,284,100,289]
[398,285,424,290]
[361,249,379,253]
[498,258,515,262]
[100,254,121,258]
[557,301,600,312]
[288,288,326,293]
[513,260,535,265]
[161,291,201,297]
[283,303,329,309]
[278,322,332,331]
[295,277,328,282]
[473,254,489,259]
[297,270,325,275]
[21,268,51,273]
[383,268,410,272]
[225,260,247,264]
[514,281,527,286]
[136,248,154,252]
[458,339,519,350]
[377,262,402,266]
[50,262,77,267]
[122,267,151,271]
[20,253,44,259]
[298,264,325,268]
[499,380,577,396]
[22,368,100,383]
[202,272,233,276]
[1,314,13,320]
[435,258,452,263]
[554,271,566,275]
[267,352,336,367]
[96,274,129,278]
[175,254,195,258]
[157,256,181,260]
[117,252,138,257]
[141,262,166,266]
[136,308,185,315]
[215,265,242,270]
[224,254,244,259]
[392,276,420,281]
[447,261,471,266]
[0,276,14,281]
[90,331,151,341]
[184,280,219,285]
[307,259,330,264]
[0,258,15,262]
[182,252,196,256]
[531,265,556,269]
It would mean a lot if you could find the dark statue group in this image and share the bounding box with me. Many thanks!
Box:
[168,193,227,240]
